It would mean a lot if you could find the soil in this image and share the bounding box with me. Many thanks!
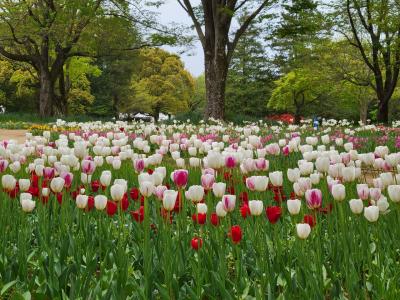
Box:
[0,129,28,144]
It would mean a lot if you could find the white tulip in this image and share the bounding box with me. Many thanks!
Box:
[364,205,379,222]
[76,195,89,209]
[163,190,178,211]
[18,179,30,192]
[50,177,65,193]
[185,185,204,202]
[197,203,208,214]
[216,201,227,217]
[2,174,16,191]
[388,185,400,202]
[212,182,226,197]
[139,181,155,197]
[287,199,301,215]
[248,200,263,216]
[349,199,363,214]
[331,184,346,201]
[269,171,283,186]
[94,195,108,210]
[296,223,311,239]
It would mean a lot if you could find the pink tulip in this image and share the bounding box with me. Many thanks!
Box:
[82,160,96,175]
[246,177,256,191]
[172,169,188,188]
[43,167,55,179]
[305,189,322,209]
[369,188,381,201]
[0,159,8,172]
[201,173,215,190]
[134,159,145,173]
[255,158,269,171]
[154,185,168,200]
[222,194,236,212]
[357,184,369,200]
[202,168,215,176]
[60,171,73,188]
[225,155,236,169]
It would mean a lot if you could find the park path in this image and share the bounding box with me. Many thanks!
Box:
[0,129,28,144]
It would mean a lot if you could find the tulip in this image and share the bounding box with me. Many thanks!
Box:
[197,203,208,214]
[369,188,381,201]
[388,185,400,202]
[189,157,201,167]
[163,190,178,211]
[248,200,263,216]
[50,177,65,193]
[377,196,389,213]
[60,171,73,188]
[20,193,35,212]
[225,155,236,168]
[266,206,282,224]
[229,225,242,244]
[172,169,188,188]
[212,182,226,197]
[269,171,283,186]
[342,166,356,182]
[185,185,204,202]
[81,159,96,175]
[191,237,203,251]
[287,199,301,215]
[380,172,393,187]
[42,188,50,197]
[364,205,379,222]
[154,185,167,200]
[112,159,121,170]
[2,174,16,192]
[216,201,227,217]
[18,179,30,192]
[81,173,92,184]
[201,174,215,190]
[357,184,369,200]
[0,159,9,172]
[310,173,320,185]
[110,184,125,202]
[94,195,108,210]
[222,194,236,212]
[76,194,89,209]
[349,199,364,214]
[100,170,112,187]
[255,158,269,171]
[134,158,145,173]
[248,176,269,192]
[305,189,322,209]
[316,157,330,173]
[139,181,155,197]
[296,223,311,239]
[331,184,345,202]
[287,168,300,183]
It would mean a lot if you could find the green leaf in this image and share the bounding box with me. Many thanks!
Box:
[1,280,18,296]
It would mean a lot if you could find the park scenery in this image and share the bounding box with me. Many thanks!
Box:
[2,0,400,299]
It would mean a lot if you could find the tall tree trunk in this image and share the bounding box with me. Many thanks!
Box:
[39,71,54,118]
[377,97,389,124]
[204,50,228,120]
[294,105,301,125]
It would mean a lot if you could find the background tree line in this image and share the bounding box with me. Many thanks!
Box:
[1,0,400,124]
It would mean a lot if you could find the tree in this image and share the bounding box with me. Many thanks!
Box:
[177,0,276,119]
[338,0,400,123]
[226,17,275,119]
[189,74,206,112]
[119,48,194,121]
[267,68,325,124]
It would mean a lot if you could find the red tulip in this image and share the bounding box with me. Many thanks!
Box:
[192,213,207,225]
[303,214,316,228]
[56,193,63,205]
[191,237,203,251]
[240,205,251,219]
[120,196,129,211]
[147,168,154,175]
[239,191,249,204]
[131,206,144,223]
[91,180,100,193]
[266,206,282,224]
[130,187,140,200]
[210,213,219,226]
[229,225,242,244]
[87,196,95,211]
[106,201,118,216]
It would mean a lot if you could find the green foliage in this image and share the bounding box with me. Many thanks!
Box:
[119,48,194,119]
[189,75,206,112]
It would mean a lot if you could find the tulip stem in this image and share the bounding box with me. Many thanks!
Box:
[143,195,151,298]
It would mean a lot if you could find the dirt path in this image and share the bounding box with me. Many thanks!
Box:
[0,129,28,144]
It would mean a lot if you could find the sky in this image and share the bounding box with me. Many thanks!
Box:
[156,1,204,76]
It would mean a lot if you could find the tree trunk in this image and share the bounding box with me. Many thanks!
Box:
[204,50,228,120]
[294,106,301,125]
[359,101,368,125]
[377,98,389,124]
[39,71,54,118]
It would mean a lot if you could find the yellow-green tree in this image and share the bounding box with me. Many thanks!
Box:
[120,48,194,121]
